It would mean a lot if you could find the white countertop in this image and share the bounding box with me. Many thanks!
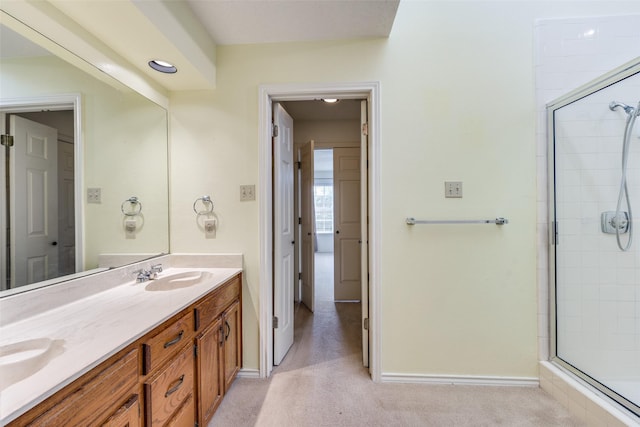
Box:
[0,266,241,425]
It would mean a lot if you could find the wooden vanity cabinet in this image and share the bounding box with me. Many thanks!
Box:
[7,273,242,427]
[194,275,242,427]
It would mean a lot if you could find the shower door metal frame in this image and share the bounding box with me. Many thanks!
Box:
[547,58,640,418]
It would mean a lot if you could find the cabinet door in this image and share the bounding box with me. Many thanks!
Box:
[102,394,141,427]
[196,316,224,427]
[222,300,242,392]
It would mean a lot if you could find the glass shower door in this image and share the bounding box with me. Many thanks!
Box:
[549,64,640,417]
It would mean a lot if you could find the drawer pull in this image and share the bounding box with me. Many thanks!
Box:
[164,331,184,348]
[165,375,185,397]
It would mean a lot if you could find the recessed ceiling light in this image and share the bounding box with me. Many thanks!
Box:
[148,60,177,74]
[322,98,339,103]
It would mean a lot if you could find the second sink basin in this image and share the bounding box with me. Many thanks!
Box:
[0,338,65,389]
[145,271,214,292]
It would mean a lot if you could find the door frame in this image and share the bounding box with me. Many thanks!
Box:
[258,82,381,380]
[0,94,84,289]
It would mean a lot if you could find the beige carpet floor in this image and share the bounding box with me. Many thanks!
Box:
[210,254,582,427]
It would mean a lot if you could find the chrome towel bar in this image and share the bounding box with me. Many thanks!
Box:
[406,217,509,225]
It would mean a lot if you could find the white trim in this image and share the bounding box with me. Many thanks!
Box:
[0,94,85,282]
[236,368,261,379]
[381,373,539,387]
[258,81,381,381]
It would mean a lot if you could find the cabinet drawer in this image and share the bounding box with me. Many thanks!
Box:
[194,275,240,330]
[22,349,138,427]
[102,394,141,427]
[143,312,194,375]
[165,393,195,427]
[144,344,194,427]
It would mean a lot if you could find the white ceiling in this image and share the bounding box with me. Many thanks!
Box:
[187,0,400,45]
[0,0,399,93]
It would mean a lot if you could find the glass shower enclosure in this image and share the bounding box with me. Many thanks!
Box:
[548,59,640,417]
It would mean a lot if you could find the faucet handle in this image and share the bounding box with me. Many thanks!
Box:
[150,264,163,273]
[134,268,151,282]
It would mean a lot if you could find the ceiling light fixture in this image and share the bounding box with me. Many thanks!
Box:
[322,98,339,103]
[148,60,177,74]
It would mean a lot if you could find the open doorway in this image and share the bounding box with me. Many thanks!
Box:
[259,82,380,380]
[274,100,363,367]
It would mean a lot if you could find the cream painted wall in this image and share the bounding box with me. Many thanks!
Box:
[1,56,169,270]
[169,1,640,377]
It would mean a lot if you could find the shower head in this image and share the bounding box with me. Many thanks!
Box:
[609,101,635,115]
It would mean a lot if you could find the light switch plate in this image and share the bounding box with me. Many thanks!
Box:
[445,181,462,198]
[240,185,255,201]
[87,187,101,203]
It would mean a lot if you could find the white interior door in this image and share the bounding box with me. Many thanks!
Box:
[10,115,59,287]
[333,147,361,300]
[273,102,295,365]
[299,141,315,312]
[360,100,370,368]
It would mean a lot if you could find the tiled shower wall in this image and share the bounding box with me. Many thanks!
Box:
[534,13,640,363]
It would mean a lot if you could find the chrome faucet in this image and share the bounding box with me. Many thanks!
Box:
[134,269,151,283]
[134,264,163,282]
[149,264,163,280]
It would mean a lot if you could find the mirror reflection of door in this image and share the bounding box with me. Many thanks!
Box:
[1,110,74,290]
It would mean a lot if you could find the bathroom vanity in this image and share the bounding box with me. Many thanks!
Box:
[0,255,243,427]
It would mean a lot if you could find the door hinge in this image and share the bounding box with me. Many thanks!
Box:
[272,124,279,137]
[194,344,198,358]
[363,318,369,330]
[362,122,368,136]
[298,217,302,225]
[297,161,301,169]
[273,316,279,329]
[552,221,558,245]
[298,272,302,280]
[1,135,14,147]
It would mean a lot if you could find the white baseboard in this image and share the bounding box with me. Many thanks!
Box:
[381,373,539,387]
[237,368,261,379]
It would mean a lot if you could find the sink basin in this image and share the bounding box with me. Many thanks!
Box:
[145,271,214,292]
[0,338,64,389]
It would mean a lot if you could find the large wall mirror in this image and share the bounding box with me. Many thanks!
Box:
[0,18,169,296]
